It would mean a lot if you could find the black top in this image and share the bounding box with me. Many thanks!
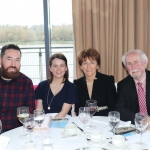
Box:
[74,71,117,116]
[35,80,79,115]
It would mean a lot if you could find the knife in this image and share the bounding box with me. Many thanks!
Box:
[72,122,83,132]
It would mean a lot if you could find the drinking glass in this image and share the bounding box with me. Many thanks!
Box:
[42,130,53,150]
[78,107,90,134]
[0,119,2,134]
[34,109,45,137]
[85,100,97,129]
[108,111,120,136]
[23,114,36,149]
[135,112,148,148]
[17,106,29,138]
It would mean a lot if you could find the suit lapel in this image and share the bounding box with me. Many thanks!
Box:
[91,72,103,100]
[128,76,139,111]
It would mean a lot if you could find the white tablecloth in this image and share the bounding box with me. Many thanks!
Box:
[2,116,150,150]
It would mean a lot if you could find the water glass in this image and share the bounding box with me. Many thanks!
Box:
[42,131,53,150]
[34,109,45,137]
[108,111,120,136]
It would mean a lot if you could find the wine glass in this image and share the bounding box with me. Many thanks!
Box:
[0,119,2,135]
[23,114,36,149]
[108,111,120,136]
[17,106,29,138]
[85,100,97,129]
[34,109,45,137]
[78,107,90,134]
[135,112,148,148]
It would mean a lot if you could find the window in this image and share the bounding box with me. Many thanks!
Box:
[0,0,74,84]
[49,0,74,82]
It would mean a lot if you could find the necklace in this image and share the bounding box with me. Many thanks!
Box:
[86,79,93,88]
[47,83,63,110]
[47,86,55,110]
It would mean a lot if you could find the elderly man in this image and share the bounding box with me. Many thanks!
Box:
[115,49,150,128]
[0,44,35,132]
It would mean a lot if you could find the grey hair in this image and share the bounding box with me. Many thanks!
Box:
[122,49,148,67]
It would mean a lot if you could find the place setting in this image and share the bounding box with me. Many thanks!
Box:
[107,135,128,150]
[107,111,127,149]
[85,130,107,146]
[61,123,82,138]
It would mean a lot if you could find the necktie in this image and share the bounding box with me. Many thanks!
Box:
[137,82,147,114]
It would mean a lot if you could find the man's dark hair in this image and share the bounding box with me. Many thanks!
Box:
[1,44,21,58]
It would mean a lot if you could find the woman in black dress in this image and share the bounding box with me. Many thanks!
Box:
[74,48,117,116]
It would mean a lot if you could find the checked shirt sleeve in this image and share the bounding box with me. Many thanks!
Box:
[25,78,35,113]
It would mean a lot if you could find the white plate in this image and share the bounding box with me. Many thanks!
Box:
[62,128,82,137]
[85,136,107,145]
[107,141,128,150]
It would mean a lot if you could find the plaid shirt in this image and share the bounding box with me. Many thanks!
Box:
[0,72,35,132]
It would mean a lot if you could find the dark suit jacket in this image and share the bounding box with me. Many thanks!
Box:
[115,70,150,124]
[74,72,117,116]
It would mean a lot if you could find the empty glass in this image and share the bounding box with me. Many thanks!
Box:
[78,107,90,134]
[135,112,148,148]
[42,130,53,150]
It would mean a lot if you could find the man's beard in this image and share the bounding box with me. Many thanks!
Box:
[129,69,142,80]
[1,64,20,79]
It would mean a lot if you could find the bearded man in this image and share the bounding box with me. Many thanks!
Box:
[0,44,35,132]
[115,49,150,129]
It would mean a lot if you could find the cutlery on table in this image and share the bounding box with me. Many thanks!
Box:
[72,122,83,132]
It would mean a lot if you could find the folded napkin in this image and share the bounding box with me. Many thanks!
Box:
[33,114,52,131]
[119,121,131,127]
[93,116,131,127]
[50,118,69,128]
[0,135,10,150]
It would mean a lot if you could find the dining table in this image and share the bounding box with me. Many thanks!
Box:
[2,115,150,150]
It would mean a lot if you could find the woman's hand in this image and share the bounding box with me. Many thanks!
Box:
[54,103,72,118]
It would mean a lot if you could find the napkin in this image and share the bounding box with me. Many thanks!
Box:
[33,114,52,131]
[93,116,131,127]
[118,121,131,127]
[0,135,10,150]
[50,118,69,128]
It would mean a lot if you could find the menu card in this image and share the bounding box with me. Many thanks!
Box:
[50,118,69,128]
